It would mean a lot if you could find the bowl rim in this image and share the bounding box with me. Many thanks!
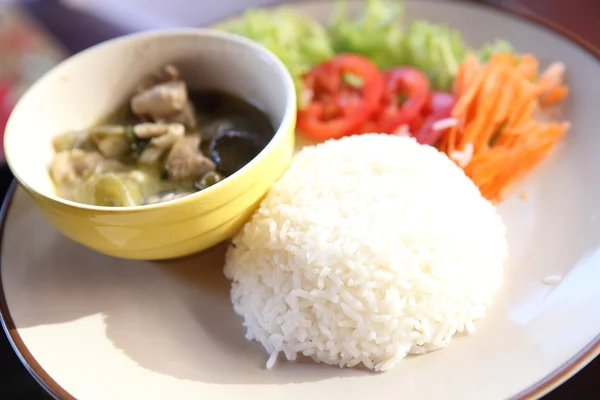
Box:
[3,27,297,213]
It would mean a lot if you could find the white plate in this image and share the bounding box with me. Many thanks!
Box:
[2,1,600,399]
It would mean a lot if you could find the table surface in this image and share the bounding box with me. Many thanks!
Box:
[1,0,599,399]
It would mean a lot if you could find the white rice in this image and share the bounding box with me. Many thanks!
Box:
[224,134,507,372]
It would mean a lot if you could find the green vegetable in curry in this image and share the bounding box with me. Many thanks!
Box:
[76,173,144,207]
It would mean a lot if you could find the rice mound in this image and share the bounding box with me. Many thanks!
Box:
[224,134,507,372]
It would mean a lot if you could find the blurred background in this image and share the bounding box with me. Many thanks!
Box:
[0,0,597,399]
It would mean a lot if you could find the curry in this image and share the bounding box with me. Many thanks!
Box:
[49,65,275,207]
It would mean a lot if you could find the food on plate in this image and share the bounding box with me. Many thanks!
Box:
[219,8,334,102]
[223,0,513,96]
[328,0,404,70]
[329,1,471,91]
[49,65,275,207]
[297,54,453,141]
[297,53,385,140]
[477,39,514,62]
[364,66,431,135]
[220,0,569,203]
[437,53,570,202]
[224,134,507,371]
[329,0,510,90]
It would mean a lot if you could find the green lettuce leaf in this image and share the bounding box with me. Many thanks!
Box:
[328,0,469,90]
[218,8,334,105]
[399,21,469,91]
[329,0,404,69]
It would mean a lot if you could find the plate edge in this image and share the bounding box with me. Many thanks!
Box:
[0,181,76,400]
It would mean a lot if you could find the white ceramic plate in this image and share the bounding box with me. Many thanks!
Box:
[2,1,600,399]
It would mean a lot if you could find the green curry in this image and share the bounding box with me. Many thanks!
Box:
[50,65,275,207]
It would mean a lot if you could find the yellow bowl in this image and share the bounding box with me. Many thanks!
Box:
[4,29,297,260]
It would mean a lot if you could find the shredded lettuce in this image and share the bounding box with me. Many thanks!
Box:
[329,0,404,69]
[400,21,468,91]
[477,39,515,62]
[218,8,334,102]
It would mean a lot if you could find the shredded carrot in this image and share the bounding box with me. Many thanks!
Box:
[535,62,565,96]
[437,52,570,203]
[517,54,538,80]
[540,84,569,106]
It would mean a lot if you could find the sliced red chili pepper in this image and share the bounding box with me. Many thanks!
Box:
[367,67,430,134]
[297,54,384,141]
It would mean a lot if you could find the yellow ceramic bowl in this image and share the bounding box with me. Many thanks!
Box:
[4,29,296,260]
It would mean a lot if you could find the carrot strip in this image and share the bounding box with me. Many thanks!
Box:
[490,52,517,65]
[517,54,538,80]
[455,54,480,97]
[535,62,566,99]
[459,63,496,149]
[447,125,458,154]
[452,68,484,119]
[540,84,569,106]
[475,68,517,151]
